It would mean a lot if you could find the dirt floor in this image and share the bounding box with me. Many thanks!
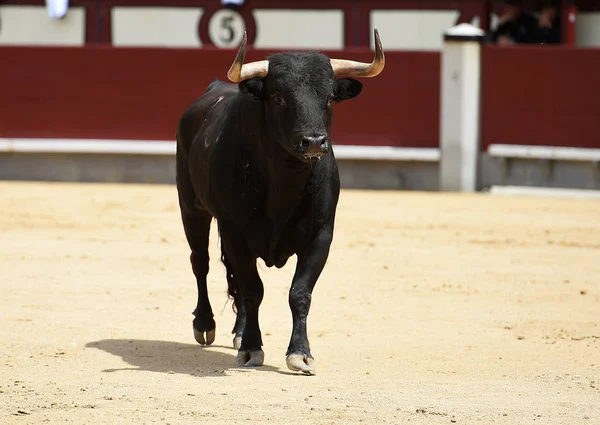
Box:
[1,181,599,424]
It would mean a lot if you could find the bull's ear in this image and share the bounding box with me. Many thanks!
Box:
[334,78,363,102]
[238,78,263,99]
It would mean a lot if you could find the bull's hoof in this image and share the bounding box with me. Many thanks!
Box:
[193,327,216,346]
[286,353,315,375]
[236,350,264,367]
[233,336,242,350]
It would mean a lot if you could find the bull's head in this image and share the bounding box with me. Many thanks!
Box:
[227,29,385,162]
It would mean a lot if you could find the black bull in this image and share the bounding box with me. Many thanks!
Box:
[175,30,385,374]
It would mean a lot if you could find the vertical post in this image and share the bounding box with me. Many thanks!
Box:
[439,23,485,192]
[561,0,577,46]
[481,0,492,33]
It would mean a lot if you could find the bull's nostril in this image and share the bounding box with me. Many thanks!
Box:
[301,139,311,150]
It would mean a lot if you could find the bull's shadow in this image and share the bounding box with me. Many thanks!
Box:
[85,339,283,377]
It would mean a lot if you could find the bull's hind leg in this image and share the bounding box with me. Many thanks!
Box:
[219,225,264,367]
[183,210,216,345]
[176,155,216,346]
[221,247,246,350]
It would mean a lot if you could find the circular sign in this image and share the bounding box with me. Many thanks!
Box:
[207,9,246,48]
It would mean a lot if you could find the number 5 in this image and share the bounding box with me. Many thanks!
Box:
[220,16,235,43]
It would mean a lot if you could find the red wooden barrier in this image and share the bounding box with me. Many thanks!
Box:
[481,45,600,150]
[3,44,599,151]
[0,46,440,148]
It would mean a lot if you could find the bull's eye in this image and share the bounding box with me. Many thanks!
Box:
[271,93,286,106]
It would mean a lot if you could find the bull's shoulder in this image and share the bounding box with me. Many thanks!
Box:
[176,84,240,154]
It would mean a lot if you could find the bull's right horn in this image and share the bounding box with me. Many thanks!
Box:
[330,28,385,78]
[226,32,269,83]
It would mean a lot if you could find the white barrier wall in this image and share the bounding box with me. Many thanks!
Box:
[111,7,204,47]
[0,5,85,46]
[111,7,344,50]
[1,5,599,49]
[253,10,344,50]
[577,12,600,47]
[370,10,461,51]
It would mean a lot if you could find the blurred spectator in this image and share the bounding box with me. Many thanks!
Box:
[532,1,561,44]
[46,0,69,19]
[491,0,537,45]
[222,0,245,6]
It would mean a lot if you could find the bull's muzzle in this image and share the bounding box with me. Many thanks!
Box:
[301,135,329,159]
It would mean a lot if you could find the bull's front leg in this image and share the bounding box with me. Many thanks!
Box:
[219,223,265,368]
[286,220,334,375]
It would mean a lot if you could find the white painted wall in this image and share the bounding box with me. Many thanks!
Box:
[0,5,85,46]
[576,12,600,47]
[253,10,344,50]
[111,8,343,49]
[370,10,460,51]
[112,7,204,47]
[1,6,599,50]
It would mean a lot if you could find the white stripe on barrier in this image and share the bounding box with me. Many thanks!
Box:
[0,138,176,155]
[333,145,439,161]
[488,185,600,200]
[0,138,441,162]
[488,144,600,162]
[3,140,598,163]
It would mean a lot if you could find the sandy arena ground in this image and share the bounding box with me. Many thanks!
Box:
[1,181,599,424]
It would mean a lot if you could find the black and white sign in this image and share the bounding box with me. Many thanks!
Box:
[207,8,246,48]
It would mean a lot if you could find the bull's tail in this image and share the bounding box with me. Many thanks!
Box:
[221,244,238,313]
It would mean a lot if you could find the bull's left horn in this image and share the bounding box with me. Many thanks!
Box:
[330,28,385,78]
[227,31,269,83]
